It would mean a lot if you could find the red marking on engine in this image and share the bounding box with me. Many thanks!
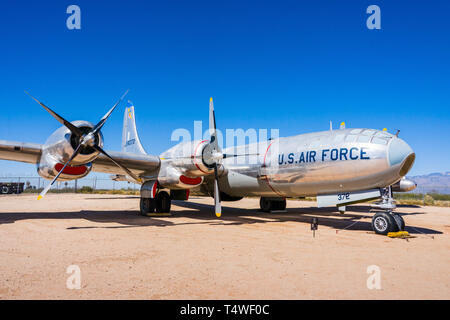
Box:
[152,181,158,198]
[179,175,202,185]
[193,140,210,174]
[54,163,87,175]
[186,189,190,200]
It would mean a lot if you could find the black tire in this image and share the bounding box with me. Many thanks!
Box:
[274,199,287,211]
[140,198,155,216]
[1,186,9,194]
[393,214,405,231]
[372,212,398,235]
[156,191,171,213]
[260,197,272,212]
[260,197,286,212]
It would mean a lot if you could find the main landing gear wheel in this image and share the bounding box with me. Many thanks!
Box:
[260,197,286,212]
[139,191,172,216]
[155,191,171,213]
[140,198,156,216]
[372,212,399,235]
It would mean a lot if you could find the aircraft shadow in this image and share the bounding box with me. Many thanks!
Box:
[0,200,441,235]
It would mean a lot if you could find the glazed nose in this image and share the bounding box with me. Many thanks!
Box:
[388,138,413,166]
[388,137,415,175]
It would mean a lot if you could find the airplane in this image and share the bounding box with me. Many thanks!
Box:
[0,92,417,235]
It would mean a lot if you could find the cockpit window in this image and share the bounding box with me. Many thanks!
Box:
[357,135,371,142]
[372,137,389,145]
[375,131,393,138]
[360,129,377,136]
[345,134,357,142]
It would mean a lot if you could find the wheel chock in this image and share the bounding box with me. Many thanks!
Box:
[387,231,410,238]
[145,212,172,217]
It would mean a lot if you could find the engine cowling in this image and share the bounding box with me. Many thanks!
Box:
[391,177,417,192]
[37,120,102,180]
[157,164,204,189]
[160,140,216,177]
[37,152,92,181]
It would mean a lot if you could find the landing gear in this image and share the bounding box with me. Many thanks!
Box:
[372,212,397,235]
[260,197,286,212]
[371,186,405,235]
[139,191,171,216]
[140,198,156,216]
[155,191,171,213]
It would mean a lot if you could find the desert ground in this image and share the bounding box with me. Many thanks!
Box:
[0,193,449,299]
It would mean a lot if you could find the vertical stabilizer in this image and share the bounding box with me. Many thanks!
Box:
[122,101,147,154]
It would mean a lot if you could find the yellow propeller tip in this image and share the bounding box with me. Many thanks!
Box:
[216,213,221,217]
[37,195,43,200]
[383,128,387,131]
[340,122,345,125]
[210,97,213,102]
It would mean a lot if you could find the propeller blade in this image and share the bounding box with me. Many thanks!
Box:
[222,153,260,159]
[209,97,219,148]
[25,91,83,137]
[209,97,223,217]
[94,145,142,183]
[92,89,129,134]
[213,164,221,217]
[37,144,83,200]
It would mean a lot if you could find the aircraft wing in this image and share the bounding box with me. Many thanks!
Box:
[91,151,160,175]
[0,139,160,176]
[0,140,42,164]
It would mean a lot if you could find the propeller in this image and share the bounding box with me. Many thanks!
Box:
[25,90,142,200]
[203,97,263,217]
[208,97,222,217]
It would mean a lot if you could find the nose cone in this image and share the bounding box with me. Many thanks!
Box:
[388,138,415,176]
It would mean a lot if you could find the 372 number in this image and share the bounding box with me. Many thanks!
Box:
[338,193,350,201]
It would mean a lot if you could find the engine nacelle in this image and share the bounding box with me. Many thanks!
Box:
[37,120,102,180]
[38,152,92,181]
[160,140,215,177]
[157,163,204,189]
[391,177,417,192]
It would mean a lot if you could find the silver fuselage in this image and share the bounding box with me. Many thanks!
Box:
[212,128,415,197]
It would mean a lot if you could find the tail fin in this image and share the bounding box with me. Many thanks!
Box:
[122,101,147,154]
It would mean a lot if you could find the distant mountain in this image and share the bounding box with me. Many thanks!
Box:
[407,172,450,194]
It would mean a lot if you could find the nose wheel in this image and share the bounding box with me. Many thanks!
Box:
[371,186,405,235]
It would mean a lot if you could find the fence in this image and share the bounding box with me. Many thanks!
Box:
[0,175,139,193]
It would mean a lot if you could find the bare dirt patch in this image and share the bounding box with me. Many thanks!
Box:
[0,194,448,299]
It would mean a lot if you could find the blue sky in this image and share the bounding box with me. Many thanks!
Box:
[0,0,448,176]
